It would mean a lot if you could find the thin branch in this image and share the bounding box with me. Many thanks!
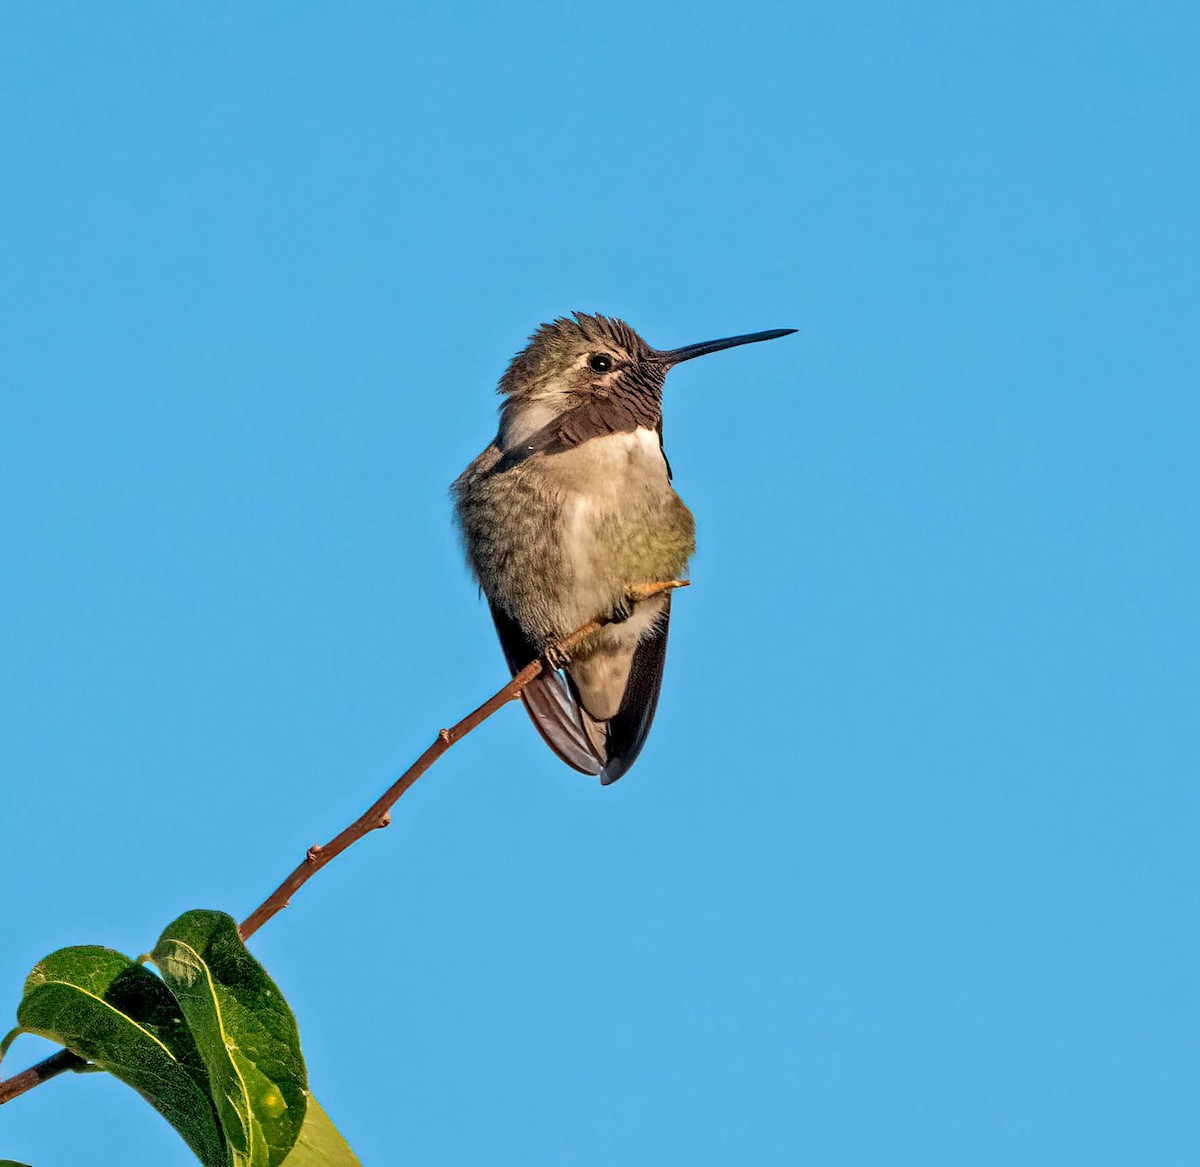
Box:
[0,579,689,1106]
[238,578,687,939]
[0,1050,86,1105]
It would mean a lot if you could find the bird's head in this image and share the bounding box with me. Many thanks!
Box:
[497,311,796,412]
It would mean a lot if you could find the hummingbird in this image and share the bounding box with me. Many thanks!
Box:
[453,312,796,783]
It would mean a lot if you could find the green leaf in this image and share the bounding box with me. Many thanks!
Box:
[280,1095,362,1166]
[0,1160,34,1166]
[152,911,308,1167]
[13,946,228,1167]
[0,1026,21,1062]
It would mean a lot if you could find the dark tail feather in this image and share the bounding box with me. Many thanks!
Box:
[567,596,672,785]
[488,603,604,776]
[521,671,605,775]
[487,598,671,782]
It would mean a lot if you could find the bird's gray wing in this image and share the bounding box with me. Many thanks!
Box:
[488,602,604,776]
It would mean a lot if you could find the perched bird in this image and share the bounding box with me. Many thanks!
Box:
[453,312,795,783]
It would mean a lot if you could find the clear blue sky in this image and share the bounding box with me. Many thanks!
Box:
[2,4,1196,1164]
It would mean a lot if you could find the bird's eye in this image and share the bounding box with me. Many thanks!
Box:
[588,353,613,373]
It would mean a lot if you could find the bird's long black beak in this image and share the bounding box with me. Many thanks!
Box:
[656,327,797,366]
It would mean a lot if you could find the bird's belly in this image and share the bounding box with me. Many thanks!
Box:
[560,492,692,587]
[552,431,695,636]
[459,429,694,649]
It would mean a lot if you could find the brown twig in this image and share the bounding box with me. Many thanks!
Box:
[0,1049,87,1104]
[238,578,686,939]
[0,580,688,1105]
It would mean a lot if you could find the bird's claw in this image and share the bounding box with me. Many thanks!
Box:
[608,595,634,625]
